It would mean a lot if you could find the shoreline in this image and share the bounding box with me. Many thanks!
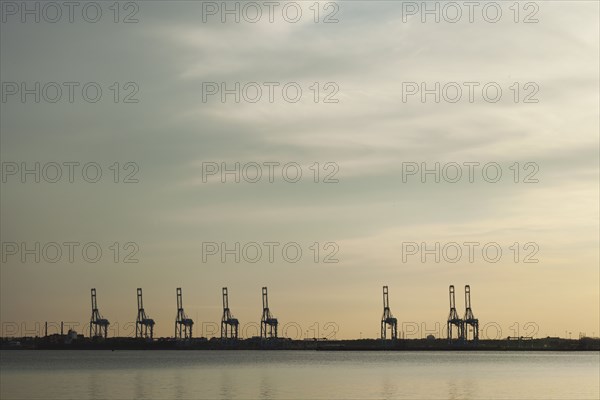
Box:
[3,337,599,351]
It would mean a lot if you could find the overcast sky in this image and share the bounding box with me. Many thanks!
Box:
[1,1,598,339]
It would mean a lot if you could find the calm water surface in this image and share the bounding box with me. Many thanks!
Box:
[1,350,599,399]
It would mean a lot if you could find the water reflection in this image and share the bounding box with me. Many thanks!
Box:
[0,351,597,400]
[87,370,101,400]
[380,374,398,399]
[172,369,185,400]
[259,371,274,399]
[447,378,478,400]
[219,369,235,399]
[134,370,145,399]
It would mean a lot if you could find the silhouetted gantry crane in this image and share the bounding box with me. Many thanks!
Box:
[80,284,481,341]
[381,285,398,340]
[89,288,109,339]
[463,285,479,341]
[221,287,239,339]
[260,287,278,339]
[447,285,463,342]
[175,287,194,339]
[135,288,155,339]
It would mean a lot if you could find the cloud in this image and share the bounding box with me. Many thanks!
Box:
[1,1,598,338]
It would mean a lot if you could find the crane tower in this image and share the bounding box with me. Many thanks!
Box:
[175,287,194,339]
[221,287,239,339]
[135,288,155,339]
[463,285,479,341]
[260,287,278,339]
[447,285,464,342]
[89,288,110,339]
[381,286,398,340]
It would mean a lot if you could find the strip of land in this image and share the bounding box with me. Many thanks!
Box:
[2,337,599,351]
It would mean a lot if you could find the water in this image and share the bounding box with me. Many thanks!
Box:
[1,351,598,399]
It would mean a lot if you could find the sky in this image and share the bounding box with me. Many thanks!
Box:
[0,1,598,340]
